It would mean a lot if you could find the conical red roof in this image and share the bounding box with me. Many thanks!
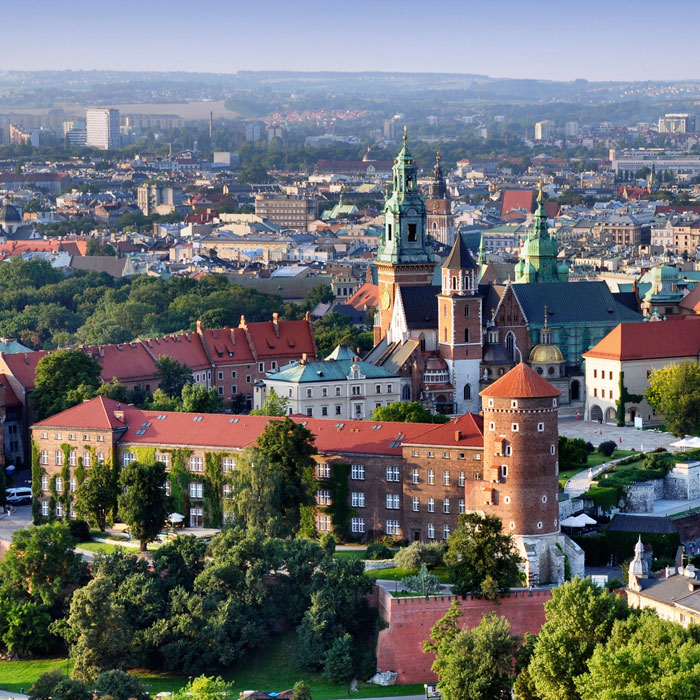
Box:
[480,362,560,399]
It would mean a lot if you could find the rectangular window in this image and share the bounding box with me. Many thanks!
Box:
[443,524,451,540]
[123,452,136,466]
[232,386,237,394]
[218,371,223,380]
[231,371,237,379]
[322,406,328,416]
[335,386,341,396]
[443,471,450,486]
[412,468,419,484]
[428,523,435,539]
[306,388,313,398]
[41,501,49,516]
[412,497,419,512]
[189,456,203,472]
[55,476,63,493]
[55,450,63,466]
[443,498,451,514]
[259,362,264,373]
[69,451,76,467]
[189,482,203,499]
[351,492,365,508]
[97,452,105,465]
[306,407,313,417]
[246,375,251,384]
[56,502,64,517]
[40,450,48,465]
[501,465,508,479]
[68,433,75,441]
[386,466,400,482]
[316,489,331,506]
[82,450,91,467]
[458,471,465,487]
[335,405,342,415]
[316,514,331,532]
[165,480,171,496]
[221,457,236,473]
[375,384,381,394]
[70,477,77,493]
[386,494,400,510]
[97,435,104,441]
[155,453,170,468]
[387,384,393,393]
[223,484,232,497]
[442,451,449,459]
[428,470,435,485]
[322,387,328,397]
[351,517,365,533]
[427,450,434,458]
[351,464,365,480]
[428,497,435,513]
[386,519,400,535]
[459,498,465,514]
[316,463,331,479]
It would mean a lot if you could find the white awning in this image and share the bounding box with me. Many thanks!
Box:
[168,513,185,523]
[561,513,597,527]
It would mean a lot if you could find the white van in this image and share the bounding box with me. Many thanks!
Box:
[6,487,32,506]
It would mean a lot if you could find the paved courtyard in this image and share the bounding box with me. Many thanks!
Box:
[558,417,678,452]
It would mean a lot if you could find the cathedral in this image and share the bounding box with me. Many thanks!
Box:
[367,135,641,416]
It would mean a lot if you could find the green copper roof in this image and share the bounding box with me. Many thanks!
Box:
[268,357,399,384]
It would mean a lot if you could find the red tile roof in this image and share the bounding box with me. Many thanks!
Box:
[582,317,700,361]
[480,362,560,399]
[679,286,700,313]
[83,342,158,384]
[0,374,21,406]
[242,319,316,360]
[402,413,484,447]
[0,351,51,391]
[199,327,255,364]
[347,282,379,311]
[33,398,483,455]
[140,333,211,371]
[501,190,535,218]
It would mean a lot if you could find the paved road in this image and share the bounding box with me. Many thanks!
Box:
[0,692,28,700]
[0,504,32,544]
[559,418,678,453]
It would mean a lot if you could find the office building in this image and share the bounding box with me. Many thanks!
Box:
[254,194,318,231]
[534,120,555,141]
[86,108,120,150]
[658,113,696,134]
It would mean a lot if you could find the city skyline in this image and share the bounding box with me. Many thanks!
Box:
[4,0,700,82]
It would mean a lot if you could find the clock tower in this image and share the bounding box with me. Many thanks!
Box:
[375,128,436,344]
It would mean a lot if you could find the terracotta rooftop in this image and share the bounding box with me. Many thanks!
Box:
[402,413,484,447]
[480,362,560,399]
[33,396,128,431]
[582,317,700,361]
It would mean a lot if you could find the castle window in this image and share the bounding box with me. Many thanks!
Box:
[537,522,543,530]
[451,276,456,290]
[444,328,447,342]
[443,305,447,317]
[538,422,545,432]
[443,524,450,540]
[511,423,519,432]
[408,223,417,241]
[412,469,419,483]
[489,422,495,431]
[487,399,494,408]
[465,306,470,317]
[458,471,465,486]
[509,522,515,529]
[550,445,556,455]
[504,496,511,504]
[464,328,470,343]
[428,523,435,539]
[553,398,558,407]
[511,400,518,408]
[542,495,548,503]
[459,498,465,513]
[387,223,392,240]
[500,465,508,479]
[428,498,435,512]
[428,470,435,484]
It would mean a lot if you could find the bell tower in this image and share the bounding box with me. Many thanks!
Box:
[375,127,436,343]
[437,234,482,413]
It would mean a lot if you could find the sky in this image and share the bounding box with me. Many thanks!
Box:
[3,0,700,82]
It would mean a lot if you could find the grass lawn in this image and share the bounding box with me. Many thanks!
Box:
[333,549,367,560]
[0,633,426,699]
[364,565,450,584]
[76,540,126,554]
[558,449,636,489]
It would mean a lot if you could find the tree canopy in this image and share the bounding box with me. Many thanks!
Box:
[118,461,168,551]
[646,361,700,437]
[372,401,450,423]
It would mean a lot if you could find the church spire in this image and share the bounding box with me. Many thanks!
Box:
[477,230,486,266]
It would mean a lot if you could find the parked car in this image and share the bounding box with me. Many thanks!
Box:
[6,486,32,506]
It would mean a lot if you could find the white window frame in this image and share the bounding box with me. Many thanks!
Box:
[351,464,365,480]
[386,466,400,482]
[351,492,365,508]
[412,497,419,512]
[351,517,365,533]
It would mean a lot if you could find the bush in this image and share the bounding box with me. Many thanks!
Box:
[68,519,91,542]
[366,543,392,560]
[320,533,336,556]
[585,442,595,454]
[393,541,445,570]
[323,633,354,683]
[606,577,625,591]
[559,436,588,469]
[94,671,147,700]
[598,441,617,457]
[29,672,90,700]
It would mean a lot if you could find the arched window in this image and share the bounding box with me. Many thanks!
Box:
[464,328,470,343]
[433,222,438,229]
[451,276,456,290]
[505,332,515,360]
[387,223,392,241]
[463,384,471,400]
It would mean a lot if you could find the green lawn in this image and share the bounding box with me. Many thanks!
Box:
[76,541,126,554]
[558,450,635,489]
[333,549,367,560]
[364,565,450,584]
[0,633,426,699]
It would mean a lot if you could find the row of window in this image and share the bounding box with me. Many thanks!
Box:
[42,501,75,518]
[303,401,388,418]
[39,432,105,442]
[488,421,547,432]
[301,383,394,399]
[344,517,452,540]
[320,464,471,486]
[216,362,277,380]
[592,388,614,399]
[122,453,238,472]
[40,450,103,466]
[410,450,480,461]
[485,398,558,408]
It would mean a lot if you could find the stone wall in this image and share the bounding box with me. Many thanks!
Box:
[664,462,700,501]
[624,481,657,513]
[375,586,551,684]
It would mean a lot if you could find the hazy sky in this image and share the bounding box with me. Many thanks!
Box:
[3,0,700,82]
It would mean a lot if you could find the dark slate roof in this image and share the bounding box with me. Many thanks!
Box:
[442,233,477,270]
[612,290,640,314]
[510,281,643,324]
[608,514,677,535]
[401,285,440,329]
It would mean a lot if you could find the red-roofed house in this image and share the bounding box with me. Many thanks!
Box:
[501,190,536,218]
[32,397,483,534]
[582,317,700,424]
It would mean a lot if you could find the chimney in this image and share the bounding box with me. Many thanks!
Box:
[114,410,124,422]
[356,347,361,356]
[304,311,311,322]
[196,319,203,334]
[239,315,247,330]
[455,430,462,442]
[99,347,104,357]
[272,312,280,338]
[301,353,307,365]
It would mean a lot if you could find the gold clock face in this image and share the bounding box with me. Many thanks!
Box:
[381,288,391,310]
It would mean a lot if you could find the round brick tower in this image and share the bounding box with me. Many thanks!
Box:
[473,362,561,537]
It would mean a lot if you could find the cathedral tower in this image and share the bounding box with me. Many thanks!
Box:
[375,128,436,343]
[437,234,482,413]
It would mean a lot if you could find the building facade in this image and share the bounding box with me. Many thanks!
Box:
[254,195,318,231]
[86,108,120,150]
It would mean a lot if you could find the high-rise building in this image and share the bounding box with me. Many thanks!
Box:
[658,113,696,134]
[137,184,184,216]
[534,119,555,141]
[565,121,580,138]
[86,108,120,150]
[254,194,318,231]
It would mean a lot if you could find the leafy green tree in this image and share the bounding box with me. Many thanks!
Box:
[74,453,119,532]
[31,350,103,419]
[256,418,317,536]
[95,377,131,403]
[153,535,207,592]
[181,384,223,413]
[118,461,168,551]
[309,283,334,306]
[371,402,450,423]
[1,601,52,656]
[313,313,373,357]
[444,513,522,599]
[155,355,193,397]
[94,670,148,700]
[558,436,588,470]
[526,577,628,700]
[323,633,354,683]
[147,388,181,411]
[86,239,117,256]
[28,671,90,700]
[291,680,312,700]
[60,575,132,683]
[250,387,290,416]
[402,563,442,597]
[425,607,520,700]
[575,611,700,700]
[646,361,700,437]
[173,676,234,700]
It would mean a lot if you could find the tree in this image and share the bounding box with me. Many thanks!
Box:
[425,608,520,700]
[173,676,234,700]
[402,563,442,597]
[31,350,103,419]
[152,535,207,592]
[74,454,119,532]
[28,671,90,700]
[444,513,522,599]
[60,575,132,683]
[155,355,193,397]
[256,418,317,536]
[1,601,52,656]
[118,461,168,551]
[616,371,642,427]
[371,402,450,424]
[250,387,290,416]
[323,633,354,683]
[575,611,700,700]
[291,680,312,700]
[95,670,147,700]
[181,384,223,413]
[558,436,588,471]
[147,388,181,412]
[86,239,116,256]
[309,283,334,307]
[646,361,700,437]
[526,577,628,700]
